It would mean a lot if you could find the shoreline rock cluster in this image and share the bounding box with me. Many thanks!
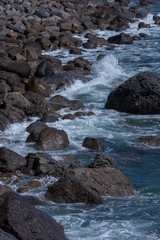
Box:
[0,0,159,239]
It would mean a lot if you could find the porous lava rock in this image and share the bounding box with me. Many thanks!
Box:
[105,71,160,114]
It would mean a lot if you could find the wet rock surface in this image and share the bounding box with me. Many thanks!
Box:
[45,175,103,205]
[105,71,160,114]
[0,192,68,240]
[0,0,154,236]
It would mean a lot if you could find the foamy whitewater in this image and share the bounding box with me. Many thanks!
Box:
[1,1,160,239]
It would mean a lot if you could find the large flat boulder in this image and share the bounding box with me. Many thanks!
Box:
[105,71,160,114]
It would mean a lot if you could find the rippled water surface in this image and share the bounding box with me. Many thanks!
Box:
[1,1,160,239]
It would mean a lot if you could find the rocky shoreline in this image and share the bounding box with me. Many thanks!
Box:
[0,0,159,239]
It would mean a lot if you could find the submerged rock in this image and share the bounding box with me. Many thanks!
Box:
[0,192,68,240]
[105,71,160,114]
[82,137,105,151]
[137,136,160,147]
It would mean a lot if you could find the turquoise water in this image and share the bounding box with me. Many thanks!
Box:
[0,1,160,239]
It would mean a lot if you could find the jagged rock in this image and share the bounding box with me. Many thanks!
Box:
[25,152,66,177]
[88,154,117,169]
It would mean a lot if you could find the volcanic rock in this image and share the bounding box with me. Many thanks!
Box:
[105,71,160,114]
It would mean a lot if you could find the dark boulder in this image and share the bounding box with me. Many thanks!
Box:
[27,77,52,97]
[50,95,85,111]
[153,15,160,25]
[82,137,105,151]
[37,127,69,151]
[108,15,130,31]
[25,152,66,177]
[26,121,48,142]
[83,36,110,49]
[40,114,59,123]
[108,33,133,45]
[0,192,68,240]
[138,22,150,28]
[4,92,32,112]
[0,61,31,77]
[0,147,26,172]
[35,61,55,78]
[45,175,103,205]
[105,71,160,114]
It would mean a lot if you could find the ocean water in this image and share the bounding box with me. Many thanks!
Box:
[1,1,160,239]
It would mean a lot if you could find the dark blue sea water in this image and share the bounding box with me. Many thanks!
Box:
[0,1,160,239]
